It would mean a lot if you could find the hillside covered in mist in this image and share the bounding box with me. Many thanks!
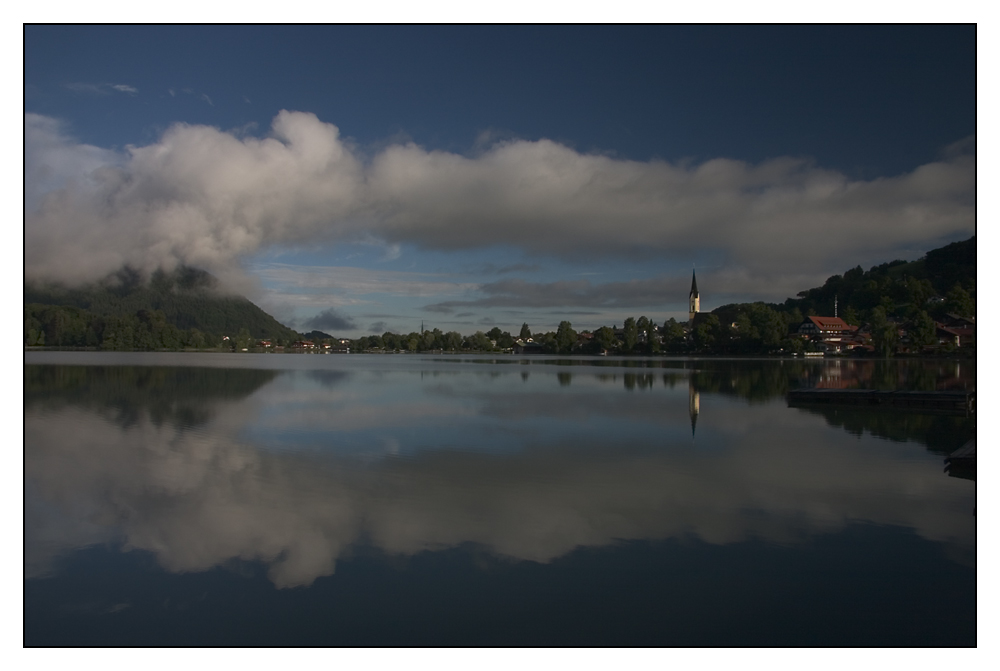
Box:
[25,266,299,349]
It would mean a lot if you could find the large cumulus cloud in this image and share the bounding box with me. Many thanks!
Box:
[25,111,367,288]
[25,111,975,293]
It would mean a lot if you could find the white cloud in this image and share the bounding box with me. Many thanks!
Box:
[24,114,121,211]
[26,111,367,285]
[67,82,138,95]
[24,111,975,296]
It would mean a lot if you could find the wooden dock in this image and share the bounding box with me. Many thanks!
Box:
[945,439,976,481]
[946,438,976,463]
[787,389,974,415]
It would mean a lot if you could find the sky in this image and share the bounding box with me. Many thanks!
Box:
[23,25,977,337]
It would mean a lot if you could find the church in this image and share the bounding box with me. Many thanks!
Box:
[688,269,700,323]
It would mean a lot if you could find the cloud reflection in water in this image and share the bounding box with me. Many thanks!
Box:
[24,363,974,588]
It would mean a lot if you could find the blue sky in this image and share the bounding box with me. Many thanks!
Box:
[24,25,976,336]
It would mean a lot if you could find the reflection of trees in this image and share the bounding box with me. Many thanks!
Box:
[564,358,973,404]
[24,365,280,429]
[793,405,975,455]
[688,362,801,403]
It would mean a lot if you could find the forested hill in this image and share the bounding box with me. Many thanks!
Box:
[25,266,299,349]
[693,236,974,356]
[775,236,975,321]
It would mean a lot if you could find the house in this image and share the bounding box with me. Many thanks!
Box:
[797,316,857,342]
[941,314,975,347]
[797,316,865,355]
[935,324,962,347]
[942,314,975,328]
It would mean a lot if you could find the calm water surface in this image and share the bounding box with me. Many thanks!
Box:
[24,352,976,645]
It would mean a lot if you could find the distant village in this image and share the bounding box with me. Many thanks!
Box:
[250,269,975,357]
[26,239,975,356]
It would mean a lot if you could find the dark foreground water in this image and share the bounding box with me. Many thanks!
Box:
[24,352,975,646]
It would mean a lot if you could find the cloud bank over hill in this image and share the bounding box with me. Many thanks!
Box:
[25,111,975,297]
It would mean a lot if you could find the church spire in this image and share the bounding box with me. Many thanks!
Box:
[689,269,701,322]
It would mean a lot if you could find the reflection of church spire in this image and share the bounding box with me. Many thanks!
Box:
[688,379,700,437]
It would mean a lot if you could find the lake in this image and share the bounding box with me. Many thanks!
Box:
[24,352,976,646]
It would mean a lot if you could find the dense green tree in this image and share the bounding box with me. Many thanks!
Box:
[662,318,686,352]
[622,317,638,352]
[24,307,45,346]
[466,331,493,351]
[382,332,403,351]
[443,331,464,351]
[871,306,898,357]
[693,314,721,351]
[842,305,859,328]
[746,303,787,350]
[555,321,577,354]
[594,326,617,352]
[645,318,661,353]
[419,328,442,350]
[536,331,558,353]
[909,310,937,350]
[495,331,515,349]
[945,284,975,319]
[186,328,206,349]
[519,323,532,340]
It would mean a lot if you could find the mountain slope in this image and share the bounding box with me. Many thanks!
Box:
[25,266,299,347]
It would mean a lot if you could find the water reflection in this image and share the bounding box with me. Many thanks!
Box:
[24,365,279,430]
[24,357,975,592]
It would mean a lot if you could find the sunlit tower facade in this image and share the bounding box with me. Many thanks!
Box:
[689,269,700,322]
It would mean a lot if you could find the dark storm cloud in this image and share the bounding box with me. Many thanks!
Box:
[304,308,357,332]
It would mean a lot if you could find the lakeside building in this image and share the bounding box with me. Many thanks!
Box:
[797,316,867,353]
[797,316,857,341]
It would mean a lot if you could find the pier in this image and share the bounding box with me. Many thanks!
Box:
[787,389,974,415]
[945,439,976,482]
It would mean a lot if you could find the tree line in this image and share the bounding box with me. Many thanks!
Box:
[25,238,974,355]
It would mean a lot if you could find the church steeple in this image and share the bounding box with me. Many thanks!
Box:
[689,269,700,322]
